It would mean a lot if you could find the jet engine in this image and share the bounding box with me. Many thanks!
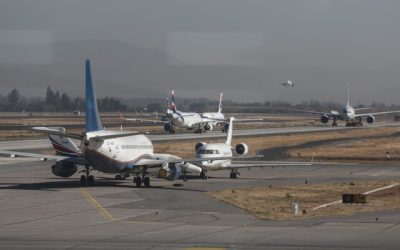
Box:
[204,123,213,131]
[320,115,329,124]
[195,142,207,152]
[235,143,249,155]
[366,115,375,124]
[51,160,78,178]
[158,163,182,181]
[164,123,172,132]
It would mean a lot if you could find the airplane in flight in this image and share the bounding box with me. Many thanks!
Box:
[121,91,228,134]
[195,117,312,179]
[280,79,297,87]
[0,60,243,187]
[294,85,400,126]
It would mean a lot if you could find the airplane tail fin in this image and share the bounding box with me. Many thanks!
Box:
[225,117,234,145]
[85,60,103,132]
[171,90,177,113]
[218,93,223,113]
[47,127,81,157]
[347,83,350,106]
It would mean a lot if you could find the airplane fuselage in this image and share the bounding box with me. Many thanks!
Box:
[338,104,356,121]
[196,143,232,170]
[82,130,154,173]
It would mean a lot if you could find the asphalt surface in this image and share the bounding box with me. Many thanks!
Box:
[0,158,400,249]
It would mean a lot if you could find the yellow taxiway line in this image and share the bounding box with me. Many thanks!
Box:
[80,188,114,221]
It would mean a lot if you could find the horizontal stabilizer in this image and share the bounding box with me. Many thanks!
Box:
[32,127,84,140]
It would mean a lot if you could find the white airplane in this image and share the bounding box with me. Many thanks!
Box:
[294,85,400,126]
[121,90,227,134]
[194,117,312,179]
[280,79,296,87]
[0,60,239,187]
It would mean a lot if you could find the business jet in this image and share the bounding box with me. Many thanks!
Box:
[0,60,237,187]
[280,79,296,87]
[294,86,400,126]
[121,90,227,134]
[195,117,312,179]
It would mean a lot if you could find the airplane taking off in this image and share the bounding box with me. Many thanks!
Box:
[121,91,228,134]
[294,85,400,126]
[280,79,296,87]
[0,60,242,187]
[195,117,312,179]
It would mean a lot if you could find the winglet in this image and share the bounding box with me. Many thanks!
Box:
[218,92,223,113]
[85,60,103,132]
[225,117,235,145]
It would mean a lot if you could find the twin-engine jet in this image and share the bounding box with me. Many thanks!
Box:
[194,117,312,179]
[294,86,400,126]
[121,91,229,134]
[280,79,297,87]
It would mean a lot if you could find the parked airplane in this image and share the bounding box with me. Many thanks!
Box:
[121,91,228,134]
[280,79,296,87]
[195,117,312,179]
[0,60,240,187]
[294,86,400,126]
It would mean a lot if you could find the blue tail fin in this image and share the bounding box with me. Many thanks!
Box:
[85,60,103,132]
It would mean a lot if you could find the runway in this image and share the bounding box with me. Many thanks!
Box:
[0,124,387,151]
[0,159,400,249]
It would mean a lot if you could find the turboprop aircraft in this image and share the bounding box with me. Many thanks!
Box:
[121,90,227,134]
[194,117,312,179]
[294,85,400,127]
[0,60,240,187]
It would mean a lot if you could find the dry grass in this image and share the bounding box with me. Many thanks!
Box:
[209,179,400,220]
[289,134,400,161]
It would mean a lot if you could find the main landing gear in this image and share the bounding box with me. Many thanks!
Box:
[80,164,95,186]
[230,169,240,179]
[200,170,208,180]
[195,125,203,134]
[133,173,151,188]
[345,118,363,127]
[331,118,338,127]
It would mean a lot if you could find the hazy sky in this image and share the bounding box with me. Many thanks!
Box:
[1,0,400,104]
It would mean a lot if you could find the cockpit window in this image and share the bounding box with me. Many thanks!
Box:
[197,149,219,154]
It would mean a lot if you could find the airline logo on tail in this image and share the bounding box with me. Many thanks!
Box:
[171,90,177,113]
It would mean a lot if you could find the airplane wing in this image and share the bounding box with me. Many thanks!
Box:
[228,160,312,169]
[0,150,88,165]
[119,112,169,124]
[290,109,341,119]
[354,110,400,118]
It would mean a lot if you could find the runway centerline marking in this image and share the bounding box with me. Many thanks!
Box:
[80,188,114,221]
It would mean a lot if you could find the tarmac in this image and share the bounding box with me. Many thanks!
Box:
[0,158,400,249]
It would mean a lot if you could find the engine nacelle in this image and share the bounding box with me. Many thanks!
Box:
[235,143,249,155]
[204,123,213,131]
[164,123,172,131]
[366,115,375,124]
[195,142,207,152]
[320,115,329,124]
[158,163,182,181]
[51,160,78,178]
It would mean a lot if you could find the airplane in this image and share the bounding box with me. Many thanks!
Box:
[0,60,243,188]
[294,85,400,127]
[120,90,228,134]
[280,79,296,87]
[194,117,312,179]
